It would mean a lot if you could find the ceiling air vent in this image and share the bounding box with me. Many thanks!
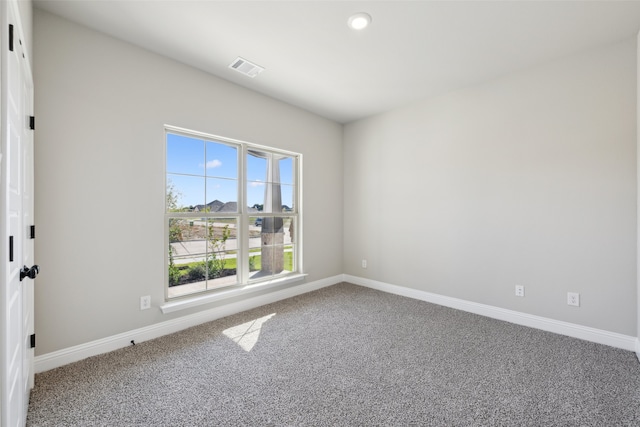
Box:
[229,57,264,78]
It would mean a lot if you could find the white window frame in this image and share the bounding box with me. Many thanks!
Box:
[163,125,303,307]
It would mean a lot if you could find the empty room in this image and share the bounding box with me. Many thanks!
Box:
[0,0,639,425]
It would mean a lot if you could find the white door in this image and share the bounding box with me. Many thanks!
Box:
[20,48,35,408]
[1,1,35,425]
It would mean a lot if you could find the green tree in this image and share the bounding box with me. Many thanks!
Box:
[168,247,181,286]
[167,179,185,242]
[167,179,184,286]
[207,224,230,279]
[166,179,181,211]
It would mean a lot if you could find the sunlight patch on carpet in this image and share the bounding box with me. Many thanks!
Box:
[223,313,276,351]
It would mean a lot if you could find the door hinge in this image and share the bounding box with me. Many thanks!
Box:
[30,225,35,239]
[30,334,35,349]
[9,236,13,262]
[29,116,35,130]
[8,24,13,52]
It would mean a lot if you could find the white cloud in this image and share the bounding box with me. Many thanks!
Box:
[206,159,222,169]
[250,180,264,187]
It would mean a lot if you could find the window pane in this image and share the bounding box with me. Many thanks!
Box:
[264,183,283,214]
[284,217,295,245]
[247,181,265,211]
[166,133,204,176]
[247,151,294,213]
[249,215,262,275]
[206,141,237,179]
[168,217,208,298]
[248,215,263,277]
[250,183,287,214]
[206,219,238,289]
[262,217,285,235]
[281,184,294,212]
[206,250,238,289]
[284,244,295,272]
[247,149,267,212]
[167,174,205,211]
[206,219,237,254]
[249,216,263,249]
[206,178,237,212]
[283,218,295,272]
[248,216,296,280]
[249,253,261,273]
[278,156,294,185]
[247,151,267,182]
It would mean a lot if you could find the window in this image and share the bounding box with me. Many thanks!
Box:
[165,127,300,299]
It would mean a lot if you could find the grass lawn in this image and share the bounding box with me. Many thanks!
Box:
[174,251,294,284]
[249,251,293,271]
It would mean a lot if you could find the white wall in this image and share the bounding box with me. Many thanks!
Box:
[344,38,637,336]
[33,10,343,355]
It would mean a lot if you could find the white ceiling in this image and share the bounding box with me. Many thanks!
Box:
[34,1,640,124]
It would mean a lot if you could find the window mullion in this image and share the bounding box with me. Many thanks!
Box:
[240,144,248,283]
[295,155,302,273]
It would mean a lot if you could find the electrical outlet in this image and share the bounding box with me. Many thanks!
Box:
[567,292,580,307]
[140,295,151,310]
[361,259,367,269]
[515,285,524,297]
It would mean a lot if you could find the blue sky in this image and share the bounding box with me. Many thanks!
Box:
[167,133,294,210]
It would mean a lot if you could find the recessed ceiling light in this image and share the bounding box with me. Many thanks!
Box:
[348,12,372,30]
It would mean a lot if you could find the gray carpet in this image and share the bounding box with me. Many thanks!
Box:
[27,283,640,426]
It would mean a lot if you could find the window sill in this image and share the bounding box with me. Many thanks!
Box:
[160,273,308,314]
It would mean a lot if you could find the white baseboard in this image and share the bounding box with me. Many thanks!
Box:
[345,275,638,352]
[36,274,638,373]
[35,274,342,373]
